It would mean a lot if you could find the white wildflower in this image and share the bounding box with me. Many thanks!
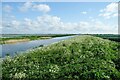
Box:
[49,64,60,73]
[14,72,26,79]
[5,56,12,62]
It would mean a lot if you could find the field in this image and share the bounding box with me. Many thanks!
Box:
[2,35,120,80]
[90,34,120,42]
[0,34,75,44]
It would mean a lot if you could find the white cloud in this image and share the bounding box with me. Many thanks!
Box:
[2,15,118,34]
[81,11,87,14]
[11,20,20,27]
[3,20,20,29]
[0,20,2,33]
[19,2,50,13]
[33,4,50,13]
[75,20,117,34]
[19,2,32,12]
[24,18,32,27]
[99,2,118,19]
[3,5,12,12]
[113,13,118,17]
[103,3,118,12]
[2,2,118,34]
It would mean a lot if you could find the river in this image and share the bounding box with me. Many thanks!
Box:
[1,36,74,58]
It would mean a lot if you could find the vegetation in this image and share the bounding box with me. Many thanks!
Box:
[0,34,75,44]
[2,35,120,80]
[0,36,50,44]
[90,34,120,42]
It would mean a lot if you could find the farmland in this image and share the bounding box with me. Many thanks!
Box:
[2,35,120,80]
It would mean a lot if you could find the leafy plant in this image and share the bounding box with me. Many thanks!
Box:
[2,35,120,80]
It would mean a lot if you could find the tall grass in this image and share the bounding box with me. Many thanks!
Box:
[2,35,120,79]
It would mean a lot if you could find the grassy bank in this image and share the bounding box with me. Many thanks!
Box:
[2,35,120,79]
[0,36,52,44]
[0,34,75,44]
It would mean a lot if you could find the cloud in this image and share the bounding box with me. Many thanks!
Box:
[11,20,20,27]
[2,2,118,34]
[99,2,118,19]
[75,20,117,34]
[2,15,118,34]
[3,5,12,12]
[33,4,50,13]
[81,11,87,14]
[23,18,33,27]
[0,20,2,32]
[19,2,50,13]
[3,20,20,28]
[19,2,32,12]
[101,3,118,12]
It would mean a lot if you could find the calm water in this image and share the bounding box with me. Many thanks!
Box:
[1,36,74,57]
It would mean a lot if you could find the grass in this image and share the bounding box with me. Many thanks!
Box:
[0,36,51,44]
[90,34,120,42]
[2,35,120,79]
[0,34,75,44]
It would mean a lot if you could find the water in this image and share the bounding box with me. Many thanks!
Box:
[1,36,74,58]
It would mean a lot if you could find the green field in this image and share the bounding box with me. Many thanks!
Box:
[2,35,120,80]
[90,34,120,42]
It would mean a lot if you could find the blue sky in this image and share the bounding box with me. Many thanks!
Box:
[2,2,118,34]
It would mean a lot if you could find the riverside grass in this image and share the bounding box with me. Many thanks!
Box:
[2,35,120,80]
[0,36,52,44]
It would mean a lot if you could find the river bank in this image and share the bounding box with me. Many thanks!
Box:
[0,34,76,44]
[2,35,120,79]
[2,36,74,57]
[0,37,52,44]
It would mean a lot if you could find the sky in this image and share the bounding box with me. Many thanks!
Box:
[1,2,118,34]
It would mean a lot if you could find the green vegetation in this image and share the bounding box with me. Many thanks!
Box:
[0,34,75,44]
[0,36,51,44]
[2,35,120,79]
[90,34,120,42]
